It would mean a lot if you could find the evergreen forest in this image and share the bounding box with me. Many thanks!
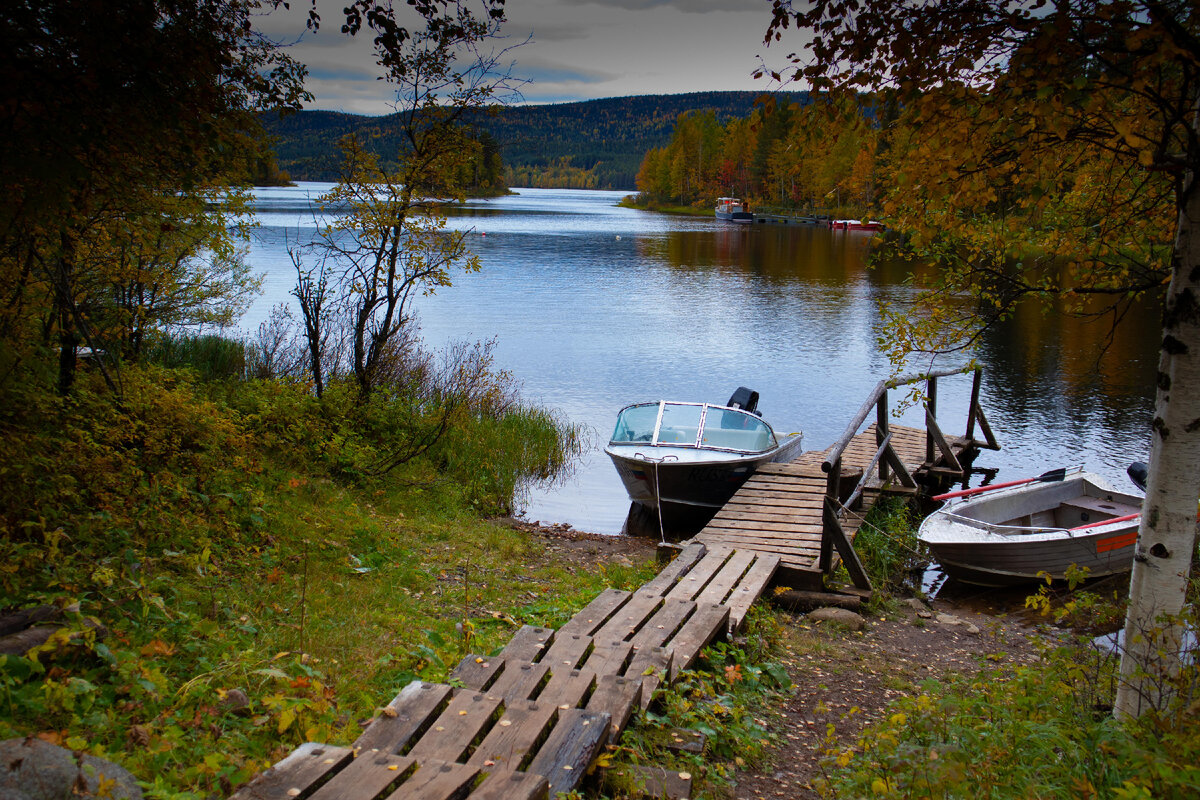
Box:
[261,91,806,190]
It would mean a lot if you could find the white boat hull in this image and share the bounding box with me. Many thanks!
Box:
[919,473,1142,586]
[607,434,804,512]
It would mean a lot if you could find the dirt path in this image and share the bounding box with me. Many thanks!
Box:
[729,599,1039,800]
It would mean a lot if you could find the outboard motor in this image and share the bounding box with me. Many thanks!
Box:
[726,386,761,416]
[1127,461,1149,492]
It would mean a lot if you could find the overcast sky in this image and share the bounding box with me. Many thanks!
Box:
[262,0,798,115]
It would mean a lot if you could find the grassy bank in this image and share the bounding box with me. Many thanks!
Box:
[0,341,800,799]
[0,344,638,795]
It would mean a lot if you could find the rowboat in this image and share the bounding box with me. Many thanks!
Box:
[605,388,804,514]
[918,469,1143,586]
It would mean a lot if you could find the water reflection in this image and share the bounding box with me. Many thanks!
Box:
[241,186,1160,536]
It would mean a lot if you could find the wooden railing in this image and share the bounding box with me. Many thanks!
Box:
[817,366,1000,590]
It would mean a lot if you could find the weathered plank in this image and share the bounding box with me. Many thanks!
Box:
[536,667,595,711]
[353,681,453,755]
[624,646,672,711]
[487,660,549,703]
[448,655,504,692]
[628,598,694,651]
[308,752,416,800]
[660,729,706,754]
[391,761,479,800]
[709,506,824,524]
[497,626,555,663]
[526,709,612,798]
[694,549,756,607]
[734,475,829,491]
[604,764,693,800]
[701,518,826,534]
[710,506,821,523]
[230,743,353,800]
[539,632,592,671]
[591,588,663,643]
[696,525,825,543]
[556,588,630,638]
[638,542,708,596]
[693,532,821,556]
[467,698,558,772]
[467,771,548,800]
[663,550,731,602]
[582,639,633,675]
[586,674,643,744]
[666,603,729,680]
[723,552,781,634]
[406,690,503,763]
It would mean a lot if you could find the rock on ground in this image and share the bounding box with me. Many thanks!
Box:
[0,738,141,800]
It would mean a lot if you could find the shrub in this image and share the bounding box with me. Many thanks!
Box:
[819,635,1200,799]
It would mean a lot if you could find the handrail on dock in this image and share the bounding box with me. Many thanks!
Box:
[822,366,997,474]
[815,366,1000,591]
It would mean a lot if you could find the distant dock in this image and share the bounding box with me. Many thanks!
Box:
[751,212,827,225]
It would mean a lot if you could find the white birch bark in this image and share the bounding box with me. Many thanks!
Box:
[1114,163,1200,718]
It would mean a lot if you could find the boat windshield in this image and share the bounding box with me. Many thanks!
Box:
[610,402,776,453]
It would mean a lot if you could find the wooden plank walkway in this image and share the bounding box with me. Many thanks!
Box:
[695,423,977,586]
[232,544,777,800]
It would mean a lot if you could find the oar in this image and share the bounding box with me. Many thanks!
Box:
[933,468,1068,502]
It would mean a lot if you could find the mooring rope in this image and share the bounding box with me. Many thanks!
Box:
[831,497,926,560]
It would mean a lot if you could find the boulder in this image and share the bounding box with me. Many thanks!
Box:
[0,738,141,800]
[935,613,980,635]
[807,607,867,631]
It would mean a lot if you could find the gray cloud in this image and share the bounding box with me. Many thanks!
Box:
[257,0,782,114]
[560,0,760,13]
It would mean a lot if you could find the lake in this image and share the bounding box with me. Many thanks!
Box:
[243,185,1158,536]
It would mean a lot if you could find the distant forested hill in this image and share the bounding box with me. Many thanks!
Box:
[260,91,806,190]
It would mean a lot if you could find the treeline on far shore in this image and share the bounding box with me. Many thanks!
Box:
[633,94,881,220]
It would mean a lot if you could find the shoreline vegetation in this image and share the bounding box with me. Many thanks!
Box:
[0,330,798,798]
[2,336,1196,799]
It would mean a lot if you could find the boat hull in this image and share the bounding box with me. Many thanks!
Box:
[715,210,754,224]
[919,474,1141,586]
[606,433,804,512]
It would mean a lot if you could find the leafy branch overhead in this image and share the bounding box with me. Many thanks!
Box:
[765,0,1200,719]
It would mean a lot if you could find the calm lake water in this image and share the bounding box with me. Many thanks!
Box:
[243,185,1159,536]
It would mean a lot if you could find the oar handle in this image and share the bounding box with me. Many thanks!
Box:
[1069,512,1140,531]
[933,468,1069,502]
[934,477,1032,501]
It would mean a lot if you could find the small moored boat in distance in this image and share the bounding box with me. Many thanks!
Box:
[715,197,754,224]
[605,387,804,514]
[919,468,1143,586]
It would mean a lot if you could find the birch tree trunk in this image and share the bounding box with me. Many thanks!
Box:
[1114,162,1200,718]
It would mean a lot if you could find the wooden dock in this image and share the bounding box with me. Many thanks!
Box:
[229,368,1001,800]
[232,544,777,800]
[696,368,999,591]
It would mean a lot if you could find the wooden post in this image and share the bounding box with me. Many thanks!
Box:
[876,390,890,482]
[820,455,841,573]
[822,497,873,592]
[925,376,939,464]
[966,368,983,442]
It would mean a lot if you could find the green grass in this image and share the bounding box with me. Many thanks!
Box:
[0,358,648,797]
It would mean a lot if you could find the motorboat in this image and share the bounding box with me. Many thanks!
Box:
[919,468,1143,586]
[605,387,804,513]
[715,197,753,224]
